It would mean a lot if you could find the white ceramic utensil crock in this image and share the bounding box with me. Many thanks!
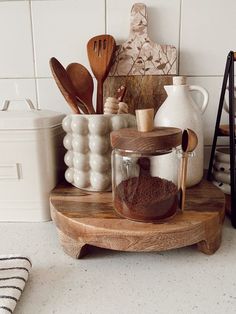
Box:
[62,114,136,191]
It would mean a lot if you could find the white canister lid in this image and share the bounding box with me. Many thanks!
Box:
[0,99,65,130]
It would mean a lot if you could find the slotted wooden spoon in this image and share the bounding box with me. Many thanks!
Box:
[49,57,81,114]
[87,35,116,114]
[66,63,95,114]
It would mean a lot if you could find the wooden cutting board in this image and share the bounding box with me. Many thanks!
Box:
[104,3,177,114]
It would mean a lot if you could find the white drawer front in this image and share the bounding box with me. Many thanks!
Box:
[0,163,20,180]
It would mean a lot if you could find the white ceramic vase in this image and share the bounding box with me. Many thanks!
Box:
[154,76,209,187]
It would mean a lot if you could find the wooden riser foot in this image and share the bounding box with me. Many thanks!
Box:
[57,229,88,259]
[197,231,222,255]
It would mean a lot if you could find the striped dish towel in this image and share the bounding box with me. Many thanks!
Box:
[0,255,32,314]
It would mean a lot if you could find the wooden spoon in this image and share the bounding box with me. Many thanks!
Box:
[179,129,198,211]
[66,63,95,114]
[87,35,116,114]
[49,57,81,114]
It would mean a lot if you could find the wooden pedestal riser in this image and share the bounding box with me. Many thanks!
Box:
[50,178,225,259]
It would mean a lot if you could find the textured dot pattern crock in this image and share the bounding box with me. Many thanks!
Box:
[62,114,136,191]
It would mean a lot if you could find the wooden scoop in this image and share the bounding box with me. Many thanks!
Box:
[180,129,198,211]
[87,35,116,114]
[66,63,96,114]
[49,57,81,114]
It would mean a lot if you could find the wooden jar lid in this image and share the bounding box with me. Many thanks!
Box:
[110,127,182,153]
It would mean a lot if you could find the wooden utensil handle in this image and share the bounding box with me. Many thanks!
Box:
[62,91,81,114]
[74,98,90,114]
[88,103,96,114]
[68,100,81,114]
[180,153,188,211]
[96,80,103,114]
[52,73,81,114]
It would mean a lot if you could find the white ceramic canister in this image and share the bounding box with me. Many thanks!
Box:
[62,114,136,191]
[153,76,209,187]
[212,147,231,195]
[0,99,65,221]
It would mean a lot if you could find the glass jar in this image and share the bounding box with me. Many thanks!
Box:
[110,127,183,222]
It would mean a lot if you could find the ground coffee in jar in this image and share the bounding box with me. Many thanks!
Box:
[110,127,182,222]
[114,175,178,221]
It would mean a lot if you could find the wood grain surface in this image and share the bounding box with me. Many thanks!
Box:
[110,127,182,152]
[219,124,236,136]
[104,75,172,115]
[50,177,225,259]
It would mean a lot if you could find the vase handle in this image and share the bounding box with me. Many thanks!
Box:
[189,85,209,114]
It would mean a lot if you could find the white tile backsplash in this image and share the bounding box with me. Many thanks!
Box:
[37,78,72,114]
[107,0,180,49]
[37,77,97,113]
[0,79,37,110]
[0,1,34,78]
[187,76,229,146]
[31,0,105,77]
[0,0,235,167]
[180,0,236,76]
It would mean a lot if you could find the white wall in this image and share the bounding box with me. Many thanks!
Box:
[0,0,235,167]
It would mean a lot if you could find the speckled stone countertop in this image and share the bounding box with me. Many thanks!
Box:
[1,218,236,314]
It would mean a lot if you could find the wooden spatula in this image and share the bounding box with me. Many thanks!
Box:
[87,35,116,114]
[49,57,81,114]
[66,63,95,114]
